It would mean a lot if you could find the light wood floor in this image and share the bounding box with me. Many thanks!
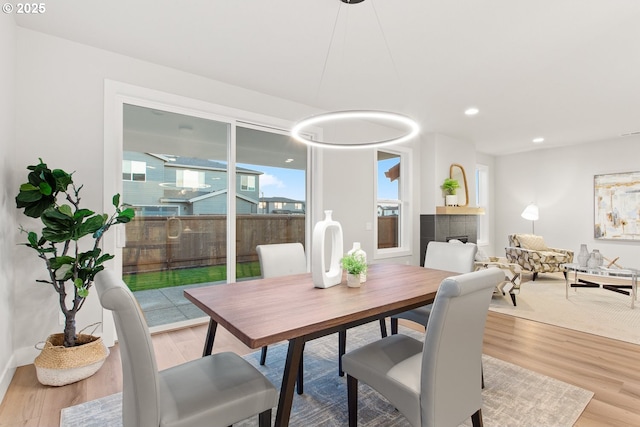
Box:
[1,312,639,426]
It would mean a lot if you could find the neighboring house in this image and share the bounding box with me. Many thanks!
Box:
[377,205,399,216]
[259,197,305,214]
[123,152,262,215]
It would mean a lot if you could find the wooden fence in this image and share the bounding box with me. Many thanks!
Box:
[123,214,397,274]
[123,215,305,273]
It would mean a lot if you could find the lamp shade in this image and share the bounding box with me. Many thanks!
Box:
[521,203,539,221]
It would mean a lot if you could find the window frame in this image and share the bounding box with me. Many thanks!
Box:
[476,164,489,246]
[373,146,412,260]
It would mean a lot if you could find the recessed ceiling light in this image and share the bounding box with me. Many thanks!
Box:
[464,107,479,116]
[285,158,294,163]
[532,137,544,144]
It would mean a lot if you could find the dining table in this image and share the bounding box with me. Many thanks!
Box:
[184,262,455,427]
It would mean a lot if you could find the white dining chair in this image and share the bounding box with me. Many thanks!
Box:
[388,240,477,334]
[95,269,277,427]
[256,243,308,393]
[342,268,503,427]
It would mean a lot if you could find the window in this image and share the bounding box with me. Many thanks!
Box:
[123,160,146,182]
[375,148,411,258]
[274,202,283,209]
[176,169,205,189]
[241,175,256,191]
[476,164,489,245]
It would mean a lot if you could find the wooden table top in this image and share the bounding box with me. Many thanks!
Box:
[184,263,454,349]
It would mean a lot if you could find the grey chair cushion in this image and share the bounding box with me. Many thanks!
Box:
[159,352,277,427]
[342,334,423,425]
[392,241,478,328]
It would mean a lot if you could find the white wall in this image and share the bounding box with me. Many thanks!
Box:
[494,137,640,266]
[0,13,17,403]
[11,28,436,368]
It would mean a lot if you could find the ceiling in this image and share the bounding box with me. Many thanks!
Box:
[14,0,640,156]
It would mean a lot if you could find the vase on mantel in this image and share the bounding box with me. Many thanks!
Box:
[577,244,589,267]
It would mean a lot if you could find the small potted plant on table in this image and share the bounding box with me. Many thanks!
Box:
[340,253,368,288]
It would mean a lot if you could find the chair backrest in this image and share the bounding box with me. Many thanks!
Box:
[256,242,307,278]
[420,268,504,427]
[95,269,160,427]
[423,241,477,273]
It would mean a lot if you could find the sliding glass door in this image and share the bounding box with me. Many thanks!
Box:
[120,104,308,327]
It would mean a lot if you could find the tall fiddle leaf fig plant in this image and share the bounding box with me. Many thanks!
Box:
[16,159,135,348]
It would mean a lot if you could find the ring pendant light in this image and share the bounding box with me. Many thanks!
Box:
[291,0,420,149]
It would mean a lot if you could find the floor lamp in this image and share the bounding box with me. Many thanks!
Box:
[521,203,539,234]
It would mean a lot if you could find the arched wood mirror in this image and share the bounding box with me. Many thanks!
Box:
[450,163,468,207]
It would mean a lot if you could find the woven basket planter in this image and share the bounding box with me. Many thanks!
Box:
[34,333,110,386]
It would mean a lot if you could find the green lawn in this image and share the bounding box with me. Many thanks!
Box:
[123,262,262,292]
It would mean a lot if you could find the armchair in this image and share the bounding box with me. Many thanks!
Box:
[505,234,573,281]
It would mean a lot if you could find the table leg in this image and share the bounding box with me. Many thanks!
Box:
[338,330,346,377]
[202,318,218,357]
[275,337,305,427]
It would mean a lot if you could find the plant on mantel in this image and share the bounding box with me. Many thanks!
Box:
[16,159,135,348]
[441,177,460,195]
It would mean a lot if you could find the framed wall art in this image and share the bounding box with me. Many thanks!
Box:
[594,171,640,240]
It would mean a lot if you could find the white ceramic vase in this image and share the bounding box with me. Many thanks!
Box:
[445,195,458,206]
[577,244,589,267]
[312,210,344,289]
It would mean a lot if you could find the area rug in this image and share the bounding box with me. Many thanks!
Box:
[61,323,593,427]
[490,272,640,345]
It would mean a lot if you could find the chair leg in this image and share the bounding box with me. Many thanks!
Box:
[260,346,268,365]
[379,318,388,338]
[390,317,399,335]
[481,363,484,389]
[338,330,346,376]
[471,408,484,427]
[258,408,272,427]
[532,272,538,281]
[347,375,359,427]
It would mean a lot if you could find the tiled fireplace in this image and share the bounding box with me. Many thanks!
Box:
[419,214,478,266]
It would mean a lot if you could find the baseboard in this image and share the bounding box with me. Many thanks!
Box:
[0,354,16,406]
[14,344,39,368]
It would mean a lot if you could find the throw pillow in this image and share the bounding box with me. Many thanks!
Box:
[518,234,547,251]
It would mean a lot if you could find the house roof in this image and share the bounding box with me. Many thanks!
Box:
[163,156,262,175]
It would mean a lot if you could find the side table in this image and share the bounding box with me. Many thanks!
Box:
[474,260,522,306]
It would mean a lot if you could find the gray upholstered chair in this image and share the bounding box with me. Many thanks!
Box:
[343,268,503,427]
[389,241,478,335]
[95,269,277,427]
[256,243,307,383]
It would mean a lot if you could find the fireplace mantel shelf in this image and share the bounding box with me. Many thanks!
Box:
[436,206,485,215]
